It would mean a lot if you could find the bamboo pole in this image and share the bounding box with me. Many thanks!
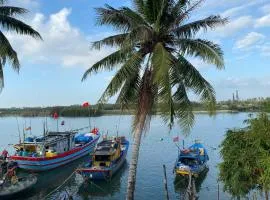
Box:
[163,165,170,200]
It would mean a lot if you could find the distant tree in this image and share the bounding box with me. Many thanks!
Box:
[0,0,42,90]
[220,113,270,199]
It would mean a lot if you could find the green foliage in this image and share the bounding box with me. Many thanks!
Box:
[83,0,227,132]
[0,0,42,90]
[219,113,270,199]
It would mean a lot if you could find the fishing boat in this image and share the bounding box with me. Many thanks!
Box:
[10,128,100,171]
[0,174,37,198]
[0,158,37,198]
[76,136,129,180]
[174,140,209,176]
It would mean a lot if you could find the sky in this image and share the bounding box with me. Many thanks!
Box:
[1,0,270,107]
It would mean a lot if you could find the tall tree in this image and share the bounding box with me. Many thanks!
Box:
[0,0,42,90]
[82,0,227,199]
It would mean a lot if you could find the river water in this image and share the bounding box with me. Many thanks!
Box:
[0,113,250,200]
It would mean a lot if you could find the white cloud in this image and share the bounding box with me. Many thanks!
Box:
[261,4,270,14]
[215,16,254,37]
[259,43,270,56]
[6,8,114,69]
[235,32,265,49]
[255,14,270,27]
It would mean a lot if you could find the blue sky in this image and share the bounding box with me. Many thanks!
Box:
[1,0,270,107]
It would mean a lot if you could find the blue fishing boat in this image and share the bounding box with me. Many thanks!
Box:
[76,136,129,180]
[174,140,209,176]
[10,129,100,171]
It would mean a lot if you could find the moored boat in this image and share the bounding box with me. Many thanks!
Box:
[76,136,129,180]
[0,174,37,198]
[10,129,100,171]
[174,140,209,176]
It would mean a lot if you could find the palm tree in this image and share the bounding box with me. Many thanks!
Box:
[0,0,42,89]
[82,0,227,199]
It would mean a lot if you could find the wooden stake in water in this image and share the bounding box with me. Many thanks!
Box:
[163,165,170,200]
[217,181,220,200]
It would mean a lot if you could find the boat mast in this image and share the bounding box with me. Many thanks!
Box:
[16,117,21,143]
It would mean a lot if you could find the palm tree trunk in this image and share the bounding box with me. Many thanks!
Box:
[126,115,146,200]
[265,190,269,200]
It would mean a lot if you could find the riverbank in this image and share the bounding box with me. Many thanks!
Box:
[1,98,268,117]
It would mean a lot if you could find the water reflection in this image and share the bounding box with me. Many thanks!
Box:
[174,168,209,199]
[77,161,127,199]
[14,156,91,200]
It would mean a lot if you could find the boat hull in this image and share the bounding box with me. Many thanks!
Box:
[77,140,129,180]
[175,163,208,176]
[10,136,100,171]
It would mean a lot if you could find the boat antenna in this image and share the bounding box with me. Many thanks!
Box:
[16,117,21,143]
[43,121,46,137]
[88,104,91,132]
[182,140,185,149]
[30,119,32,136]
[23,126,25,150]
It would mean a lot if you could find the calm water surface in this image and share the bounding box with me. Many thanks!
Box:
[0,113,249,200]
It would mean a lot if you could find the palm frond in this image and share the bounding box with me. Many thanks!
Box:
[98,52,144,104]
[0,6,28,16]
[92,33,129,50]
[173,54,216,111]
[152,42,175,128]
[0,30,19,71]
[173,82,194,133]
[0,61,4,90]
[82,48,133,81]
[152,42,172,83]
[96,4,147,32]
[116,66,141,108]
[0,15,42,39]
[176,38,224,68]
[173,15,228,38]
[133,0,145,15]
[174,0,204,25]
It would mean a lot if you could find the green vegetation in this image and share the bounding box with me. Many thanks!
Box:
[0,0,42,90]
[82,0,227,199]
[219,113,270,199]
[2,98,270,117]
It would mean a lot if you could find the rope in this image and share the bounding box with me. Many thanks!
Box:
[42,170,76,200]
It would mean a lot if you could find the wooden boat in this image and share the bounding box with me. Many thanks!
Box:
[10,129,100,171]
[0,174,37,198]
[174,140,209,176]
[76,136,129,180]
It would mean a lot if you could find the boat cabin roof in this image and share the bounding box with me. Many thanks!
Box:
[95,139,118,156]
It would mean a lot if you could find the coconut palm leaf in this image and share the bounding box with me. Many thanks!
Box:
[98,52,144,103]
[0,30,19,70]
[92,33,129,49]
[0,1,42,90]
[82,48,133,81]
[0,15,41,39]
[173,15,228,38]
[173,82,194,133]
[176,38,224,68]
[0,6,28,16]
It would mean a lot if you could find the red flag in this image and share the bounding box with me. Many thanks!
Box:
[25,126,31,131]
[173,136,179,142]
[82,102,90,107]
[53,112,59,119]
